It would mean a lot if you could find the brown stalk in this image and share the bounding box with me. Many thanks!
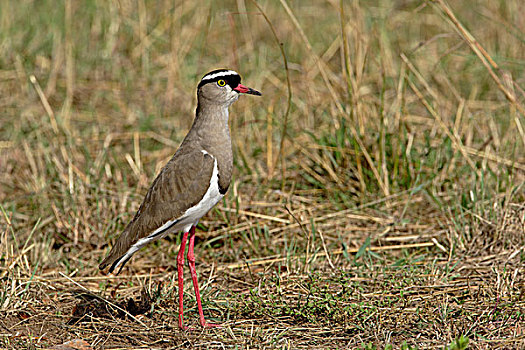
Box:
[433,0,525,146]
[250,0,293,189]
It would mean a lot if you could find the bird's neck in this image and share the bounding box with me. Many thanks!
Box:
[195,102,230,129]
[182,99,235,195]
[185,101,232,150]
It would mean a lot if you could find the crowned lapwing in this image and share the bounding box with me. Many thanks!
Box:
[99,69,261,329]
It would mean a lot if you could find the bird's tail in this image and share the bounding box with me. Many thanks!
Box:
[99,229,135,274]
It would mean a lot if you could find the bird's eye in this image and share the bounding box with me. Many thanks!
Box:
[217,79,226,87]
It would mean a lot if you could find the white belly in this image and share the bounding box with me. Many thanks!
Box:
[176,151,224,232]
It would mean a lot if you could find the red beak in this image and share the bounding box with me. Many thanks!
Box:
[233,83,262,96]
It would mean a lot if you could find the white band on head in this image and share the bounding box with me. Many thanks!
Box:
[201,70,239,82]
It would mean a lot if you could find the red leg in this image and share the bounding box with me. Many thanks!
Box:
[177,231,189,330]
[187,226,219,328]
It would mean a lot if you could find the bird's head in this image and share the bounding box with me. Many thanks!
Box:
[197,69,261,106]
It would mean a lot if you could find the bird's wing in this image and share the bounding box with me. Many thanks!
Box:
[99,149,215,273]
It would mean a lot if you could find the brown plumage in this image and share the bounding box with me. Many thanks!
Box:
[99,69,261,329]
[99,150,216,273]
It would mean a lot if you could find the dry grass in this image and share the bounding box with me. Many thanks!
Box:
[1,0,524,349]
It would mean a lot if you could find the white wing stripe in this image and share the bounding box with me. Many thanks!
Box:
[148,218,178,237]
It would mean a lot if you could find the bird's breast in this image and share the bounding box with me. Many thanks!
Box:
[179,151,224,226]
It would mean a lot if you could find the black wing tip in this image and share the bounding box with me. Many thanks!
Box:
[98,256,120,275]
[98,262,113,276]
[108,259,119,274]
[106,255,131,275]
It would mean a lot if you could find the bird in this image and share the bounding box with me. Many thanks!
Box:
[99,69,261,329]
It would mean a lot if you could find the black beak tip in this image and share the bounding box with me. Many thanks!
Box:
[249,88,262,96]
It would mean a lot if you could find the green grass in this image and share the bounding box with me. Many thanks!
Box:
[1,0,524,348]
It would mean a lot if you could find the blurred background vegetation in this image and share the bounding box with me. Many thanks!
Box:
[0,0,523,348]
